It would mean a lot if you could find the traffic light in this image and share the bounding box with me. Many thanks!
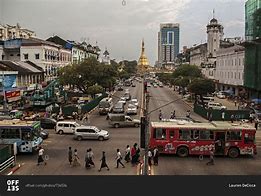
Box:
[144,81,147,93]
[140,116,146,148]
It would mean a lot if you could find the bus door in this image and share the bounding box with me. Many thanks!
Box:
[214,132,226,155]
[153,128,169,153]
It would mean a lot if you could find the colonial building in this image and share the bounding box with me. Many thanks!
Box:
[215,45,245,96]
[189,43,207,67]
[100,48,110,65]
[0,23,36,41]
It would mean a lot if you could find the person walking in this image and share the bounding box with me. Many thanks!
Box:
[255,118,259,130]
[37,146,46,166]
[124,145,131,163]
[206,149,215,165]
[88,148,95,167]
[72,149,80,167]
[98,151,110,171]
[153,147,159,166]
[85,149,90,168]
[68,146,73,165]
[186,110,191,118]
[148,149,153,167]
[115,149,125,168]
[221,111,225,121]
[131,143,137,165]
[159,110,163,121]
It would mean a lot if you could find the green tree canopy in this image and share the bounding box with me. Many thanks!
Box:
[172,64,202,79]
[188,78,215,95]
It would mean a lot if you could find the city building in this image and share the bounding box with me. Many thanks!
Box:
[215,45,245,97]
[138,39,149,74]
[158,23,180,69]
[189,43,207,67]
[0,23,36,41]
[100,48,111,65]
[244,0,261,99]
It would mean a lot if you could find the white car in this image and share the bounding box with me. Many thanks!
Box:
[73,126,109,141]
[130,98,139,107]
[126,104,137,115]
[119,97,127,105]
[216,92,226,99]
[207,102,227,110]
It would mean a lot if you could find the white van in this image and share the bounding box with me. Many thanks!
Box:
[98,97,113,115]
[207,102,227,110]
[202,96,215,104]
[55,121,80,134]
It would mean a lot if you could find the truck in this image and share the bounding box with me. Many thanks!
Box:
[108,114,140,128]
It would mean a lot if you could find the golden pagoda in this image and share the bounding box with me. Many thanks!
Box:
[138,39,149,74]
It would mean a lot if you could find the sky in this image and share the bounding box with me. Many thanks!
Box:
[0,0,246,64]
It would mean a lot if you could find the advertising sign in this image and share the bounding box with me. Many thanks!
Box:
[5,90,21,102]
[0,75,17,88]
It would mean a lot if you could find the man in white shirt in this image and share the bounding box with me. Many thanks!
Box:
[115,149,125,168]
[37,146,46,165]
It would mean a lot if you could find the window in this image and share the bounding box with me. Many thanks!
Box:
[199,130,214,140]
[35,53,40,60]
[226,131,242,141]
[179,130,191,140]
[17,54,20,57]
[193,130,200,140]
[58,123,63,127]
[87,129,95,133]
[64,124,70,128]
[0,128,20,139]
[239,59,241,66]
[238,73,241,79]
[169,131,175,140]
[10,54,14,56]
[244,133,255,144]
[153,128,166,140]
[24,54,28,60]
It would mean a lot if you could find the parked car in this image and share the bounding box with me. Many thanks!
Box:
[130,98,139,107]
[108,113,140,128]
[216,92,226,99]
[73,126,109,141]
[126,104,137,115]
[207,102,227,110]
[40,129,49,139]
[55,121,80,134]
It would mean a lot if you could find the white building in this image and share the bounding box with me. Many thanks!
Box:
[100,49,111,65]
[215,45,245,96]
[189,43,207,67]
[0,23,36,41]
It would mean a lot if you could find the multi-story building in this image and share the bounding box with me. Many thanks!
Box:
[215,45,245,96]
[158,23,180,69]
[189,43,207,67]
[244,0,261,99]
[0,23,36,41]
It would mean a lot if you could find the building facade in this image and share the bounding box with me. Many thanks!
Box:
[158,23,180,69]
[215,45,245,96]
[189,43,207,67]
[0,23,36,41]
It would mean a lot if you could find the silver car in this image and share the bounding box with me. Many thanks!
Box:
[126,104,137,115]
[73,126,109,141]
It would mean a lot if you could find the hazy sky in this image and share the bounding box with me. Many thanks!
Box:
[0,0,245,64]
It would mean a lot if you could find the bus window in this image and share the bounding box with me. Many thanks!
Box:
[153,128,167,140]
[169,130,175,140]
[227,131,242,141]
[1,129,20,139]
[199,130,213,140]
[244,133,255,144]
[179,130,191,140]
[193,130,199,140]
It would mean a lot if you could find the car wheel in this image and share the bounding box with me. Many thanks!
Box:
[114,124,120,128]
[58,130,63,135]
[134,123,139,128]
[98,136,104,141]
[77,136,82,141]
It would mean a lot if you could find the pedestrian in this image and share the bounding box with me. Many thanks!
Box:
[98,151,110,171]
[85,149,90,168]
[173,110,176,118]
[170,112,174,119]
[186,110,191,118]
[159,110,163,121]
[254,118,259,130]
[206,149,215,165]
[88,148,95,167]
[148,149,153,167]
[153,147,159,166]
[72,149,80,167]
[249,112,254,123]
[124,145,131,163]
[135,147,141,164]
[221,111,225,121]
[68,146,73,165]
[131,143,137,165]
[234,100,237,107]
[115,149,125,168]
[231,114,235,123]
[37,146,46,166]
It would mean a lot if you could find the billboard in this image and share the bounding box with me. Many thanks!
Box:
[0,75,17,89]
[5,90,21,102]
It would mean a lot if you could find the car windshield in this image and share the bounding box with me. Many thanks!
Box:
[128,105,136,108]
[94,127,100,132]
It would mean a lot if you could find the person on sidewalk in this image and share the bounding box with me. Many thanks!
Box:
[124,145,131,163]
[131,143,137,165]
[85,149,90,169]
[115,149,125,168]
[153,147,159,166]
[230,114,235,123]
[88,148,95,167]
[98,151,110,171]
[206,149,215,165]
[148,149,153,167]
[37,146,46,166]
[72,149,80,167]
[159,110,163,121]
[68,146,73,165]
[186,110,191,118]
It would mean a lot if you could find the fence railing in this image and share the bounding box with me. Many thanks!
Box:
[0,156,15,173]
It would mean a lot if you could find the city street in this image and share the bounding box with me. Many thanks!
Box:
[8,81,261,175]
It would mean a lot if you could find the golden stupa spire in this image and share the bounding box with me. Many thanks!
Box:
[138,38,149,74]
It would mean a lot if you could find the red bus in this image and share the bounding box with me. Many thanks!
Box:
[149,121,257,158]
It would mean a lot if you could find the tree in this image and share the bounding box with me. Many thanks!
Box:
[172,64,202,79]
[87,85,104,98]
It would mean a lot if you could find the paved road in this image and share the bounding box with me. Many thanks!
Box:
[146,84,261,175]
[11,81,142,175]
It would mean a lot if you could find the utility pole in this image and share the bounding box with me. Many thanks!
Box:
[1,71,7,111]
[143,90,150,175]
